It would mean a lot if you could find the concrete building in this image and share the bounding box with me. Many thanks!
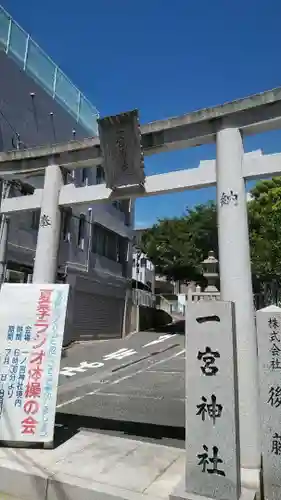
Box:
[0,5,133,341]
[132,250,155,292]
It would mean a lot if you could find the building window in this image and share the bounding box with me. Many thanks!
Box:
[31,210,40,230]
[62,208,72,241]
[140,257,146,267]
[112,200,122,211]
[78,214,86,250]
[81,168,88,186]
[117,235,128,264]
[107,231,117,260]
[96,166,105,185]
[91,223,128,263]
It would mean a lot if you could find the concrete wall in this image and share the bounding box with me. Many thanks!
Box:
[130,305,172,333]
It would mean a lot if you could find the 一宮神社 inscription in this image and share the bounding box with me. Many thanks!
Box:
[185,301,241,500]
[257,305,281,500]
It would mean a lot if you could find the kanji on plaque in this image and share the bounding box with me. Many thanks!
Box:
[257,306,281,499]
[196,394,223,424]
[271,433,281,456]
[197,445,226,476]
[267,314,281,371]
[197,347,220,376]
[185,301,240,500]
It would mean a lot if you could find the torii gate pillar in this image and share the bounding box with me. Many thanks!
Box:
[216,127,260,489]
[33,161,63,283]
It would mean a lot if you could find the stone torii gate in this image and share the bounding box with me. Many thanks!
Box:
[2,88,281,490]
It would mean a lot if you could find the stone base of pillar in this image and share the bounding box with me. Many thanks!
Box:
[241,467,260,491]
[169,477,258,500]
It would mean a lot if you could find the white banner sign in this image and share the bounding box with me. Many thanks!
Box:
[0,283,69,443]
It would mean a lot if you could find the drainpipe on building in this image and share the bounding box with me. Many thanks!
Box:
[135,250,141,331]
[0,181,11,287]
[0,215,9,287]
[86,208,93,273]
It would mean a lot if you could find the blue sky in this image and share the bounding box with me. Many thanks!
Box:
[3,0,281,228]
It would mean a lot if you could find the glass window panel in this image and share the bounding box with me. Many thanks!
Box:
[31,210,40,230]
[96,165,105,184]
[26,40,55,94]
[78,214,86,246]
[79,95,99,135]
[9,20,27,65]
[55,69,79,118]
[0,8,10,50]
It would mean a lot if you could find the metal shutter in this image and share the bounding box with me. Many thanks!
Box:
[72,290,125,341]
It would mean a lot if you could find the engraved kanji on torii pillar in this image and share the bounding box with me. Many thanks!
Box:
[33,159,63,284]
[216,127,260,490]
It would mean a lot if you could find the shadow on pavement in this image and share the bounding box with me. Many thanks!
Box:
[152,320,185,335]
[55,412,185,444]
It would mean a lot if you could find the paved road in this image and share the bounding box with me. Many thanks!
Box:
[56,323,185,430]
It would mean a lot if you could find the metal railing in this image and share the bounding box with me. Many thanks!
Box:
[132,289,156,308]
[189,291,221,302]
[0,5,99,135]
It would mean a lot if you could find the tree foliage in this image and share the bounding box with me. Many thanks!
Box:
[140,178,281,287]
[248,177,281,285]
[140,202,217,284]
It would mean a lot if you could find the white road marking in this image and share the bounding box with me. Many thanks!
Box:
[57,395,85,407]
[60,361,104,377]
[148,370,182,374]
[103,348,137,361]
[174,349,185,357]
[56,347,185,409]
[91,392,165,400]
[59,335,179,377]
[142,334,175,347]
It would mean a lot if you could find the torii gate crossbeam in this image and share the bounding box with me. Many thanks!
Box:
[1,149,281,214]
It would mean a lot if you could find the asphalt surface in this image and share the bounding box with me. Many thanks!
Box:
[56,322,185,436]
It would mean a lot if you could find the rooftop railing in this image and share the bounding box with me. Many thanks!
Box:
[0,5,99,136]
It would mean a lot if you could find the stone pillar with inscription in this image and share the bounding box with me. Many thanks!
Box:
[257,305,281,500]
[216,127,260,490]
[170,300,244,500]
[33,161,63,283]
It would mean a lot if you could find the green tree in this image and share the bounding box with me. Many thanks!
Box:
[141,177,281,290]
[141,201,217,284]
[248,177,281,287]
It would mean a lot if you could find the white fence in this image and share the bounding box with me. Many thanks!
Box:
[132,289,156,308]
[188,291,221,302]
